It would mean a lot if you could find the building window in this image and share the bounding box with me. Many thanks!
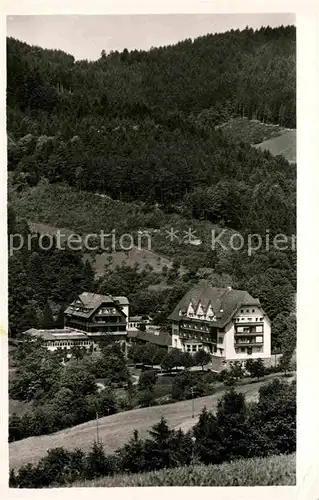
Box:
[241,309,244,313]
[240,347,246,353]
[186,344,191,352]
[246,309,249,313]
[252,309,255,312]
[192,345,197,352]
[260,317,263,321]
[247,347,252,355]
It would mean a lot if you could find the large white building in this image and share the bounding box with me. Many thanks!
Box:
[168,281,271,369]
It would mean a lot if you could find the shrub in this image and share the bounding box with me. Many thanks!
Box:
[138,389,156,407]
[138,370,157,392]
[84,441,117,480]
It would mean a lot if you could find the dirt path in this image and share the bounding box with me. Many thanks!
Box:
[9,379,268,470]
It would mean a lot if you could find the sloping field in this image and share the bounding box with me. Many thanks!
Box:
[9,378,276,471]
[253,130,296,163]
[71,453,296,487]
[28,222,173,275]
[218,117,296,163]
[84,247,173,276]
[218,117,286,144]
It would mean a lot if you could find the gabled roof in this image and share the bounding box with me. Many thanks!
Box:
[168,280,260,328]
[64,292,129,319]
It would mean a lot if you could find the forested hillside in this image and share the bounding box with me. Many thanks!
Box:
[7,26,296,343]
[7,26,295,232]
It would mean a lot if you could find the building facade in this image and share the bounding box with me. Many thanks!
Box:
[128,315,153,331]
[169,281,271,367]
[64,292,129,351]
[22,328,94,352]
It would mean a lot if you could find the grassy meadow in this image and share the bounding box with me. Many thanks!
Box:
[71,453,296,487]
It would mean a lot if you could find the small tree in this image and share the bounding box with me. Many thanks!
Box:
[228,361,244,379]
[37,447,72,486]
[161,348,184,372]
[117,429,147,473]
[279,352,292,375]
[138,389,155,407]
[246,358,265,380]
[41,301,55,329]
[216,389,250,461]
[138,370,157,392]
[144,417,172,470]
[193,349,211,370]
[181,351,193,369]
[171,370,193,401]
[84,441,109,479]
[193,407,224,464]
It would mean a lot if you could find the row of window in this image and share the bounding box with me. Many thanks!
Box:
[182,322,210,332]
[235,346,263,354]
[71,306,90,313]
[185,344,202,352]
[97,307,118,315]
[66,322,126,333]
[181,333,212,342]
[95,316,122,323]
[236,326,263,333]
[45,340,92,347]
[235,336,263,344]
[187,313,215,321]
[234,317,263,322]
[240,308,256,313]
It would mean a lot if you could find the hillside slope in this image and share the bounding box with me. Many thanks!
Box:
[9,376,284,471]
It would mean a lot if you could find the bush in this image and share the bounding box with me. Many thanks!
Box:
[138,389,156,407]
[138,370,157,392]
[84,441,118,480]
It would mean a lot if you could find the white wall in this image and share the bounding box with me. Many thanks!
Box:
[224,305,271,361]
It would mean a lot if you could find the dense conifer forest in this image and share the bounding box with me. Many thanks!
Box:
[7,25,296,343]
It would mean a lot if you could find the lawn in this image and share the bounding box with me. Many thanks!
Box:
[218,117,296,163]
[9,375,289,471]
[70,453,296,487]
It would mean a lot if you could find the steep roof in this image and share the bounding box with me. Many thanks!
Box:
[64,292,129,318]
[168,280,260,328]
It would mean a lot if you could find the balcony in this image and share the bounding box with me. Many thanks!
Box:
[234,340,263,346]
[235,331,263,336]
